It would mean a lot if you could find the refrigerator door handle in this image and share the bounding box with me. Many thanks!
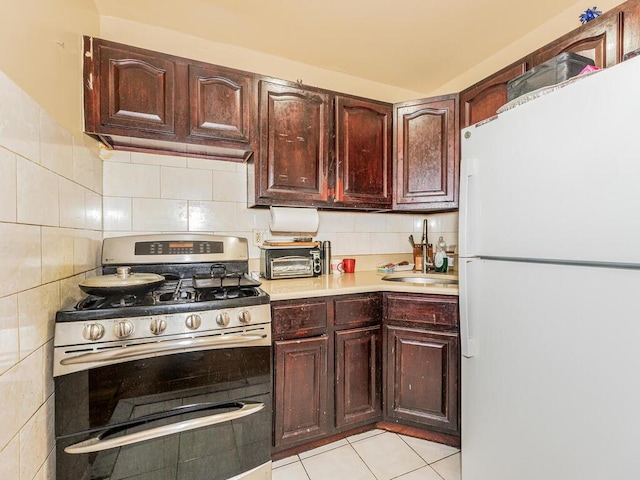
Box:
[458,154,478,257]
[459,257,478,358]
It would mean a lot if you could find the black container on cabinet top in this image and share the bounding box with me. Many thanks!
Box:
[507,52,595,101]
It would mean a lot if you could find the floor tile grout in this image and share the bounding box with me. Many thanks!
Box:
[272,432,461,480]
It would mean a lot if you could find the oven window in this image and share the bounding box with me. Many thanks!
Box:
[55,346,271,480]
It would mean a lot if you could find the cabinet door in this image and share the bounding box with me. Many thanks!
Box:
[334,96,392,209]
[94,41,176,136]
[274,336,330,447]
[393,94,459,211]
[335,326,382,428]
[384,326,458,433]
[460,61,528,128]
[532,12,622,68]
[256,80,330,205]
[188,64,255,144]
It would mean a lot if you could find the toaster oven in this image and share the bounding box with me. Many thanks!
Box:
[260,246,322,279]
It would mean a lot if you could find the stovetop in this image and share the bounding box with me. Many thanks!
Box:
[57,275,269,322]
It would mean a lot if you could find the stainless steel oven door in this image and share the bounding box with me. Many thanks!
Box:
[55,336,272,480]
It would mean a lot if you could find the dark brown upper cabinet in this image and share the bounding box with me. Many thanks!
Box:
[333,96,393,209]
[393,94,459,211]
[250,80,393,210]
[460,61,529,129]
[83,36,257,162]
[532,11,622,68]
[253,79,331,206]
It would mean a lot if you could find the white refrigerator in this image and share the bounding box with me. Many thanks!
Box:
[459,55,640,479]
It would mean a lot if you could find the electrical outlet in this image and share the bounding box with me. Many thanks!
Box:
[252,229,266,246]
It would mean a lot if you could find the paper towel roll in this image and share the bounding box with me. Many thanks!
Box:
[269,207,319,233]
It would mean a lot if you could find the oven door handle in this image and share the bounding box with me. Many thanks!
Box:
[64,401,265,454]
[60,332,268,366]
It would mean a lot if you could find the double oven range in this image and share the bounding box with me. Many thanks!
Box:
[54,234,272,480]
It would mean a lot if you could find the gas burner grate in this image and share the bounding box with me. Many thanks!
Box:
[76,294,157,310]
[196,287,260,302]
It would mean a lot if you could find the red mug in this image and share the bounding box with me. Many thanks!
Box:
[341,258,356,273]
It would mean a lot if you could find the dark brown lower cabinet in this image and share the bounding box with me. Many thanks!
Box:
[384,326,459,433]
[272,292,459,456]
[335,325,382,428]
[273,336,329,447]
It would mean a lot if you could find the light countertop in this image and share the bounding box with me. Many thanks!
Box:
[258,270,459,301]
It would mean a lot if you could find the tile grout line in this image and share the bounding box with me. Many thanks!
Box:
[394,434,453,480]
[348,441,382,480]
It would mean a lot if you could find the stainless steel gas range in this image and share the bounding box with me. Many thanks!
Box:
[54,234,272,480]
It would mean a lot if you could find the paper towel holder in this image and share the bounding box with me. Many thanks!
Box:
[269,206,320,233]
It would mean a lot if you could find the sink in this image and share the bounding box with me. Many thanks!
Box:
[381,273,458,286]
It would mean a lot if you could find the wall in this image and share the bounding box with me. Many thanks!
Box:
[0,0,99,136]
[98,1,625,103]
[102,149,459,269]
[433,0,622,95]
[98,16,429,103]
[0,72,103,477]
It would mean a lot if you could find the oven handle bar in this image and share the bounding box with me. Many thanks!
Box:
[60,332,268,366]
[64,401,265,454]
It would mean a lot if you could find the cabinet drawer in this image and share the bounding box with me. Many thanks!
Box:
[334,293,382,328]
[385,293,458,329]
[272,299,328,338]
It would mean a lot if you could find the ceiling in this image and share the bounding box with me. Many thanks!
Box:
[93,0,588,94]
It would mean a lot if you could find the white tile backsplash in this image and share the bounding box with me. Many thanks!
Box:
[0,223,42,298]
[17,157,60,227]
[40,109,73,179]
[212,170,247,202]
[0,435,20,480]
[19,394,54,480]
[73,140,99,191]
[41,227,75,283]
[188,201,238,232]
[0,295,19,376]
[17,282,59,360]
[103,196,133,231]
[0,72,41,162]
[132,198,189,231]
[103,161,161,197]
[161,166,213,200]
[59,177,87,229]
[0,70,102,479]
[72,230,103,275]
[103,150,459,258]
[0,147,17,222]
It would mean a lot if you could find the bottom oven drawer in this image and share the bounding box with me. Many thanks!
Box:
[56,392,272,480]
[55,346,272,480]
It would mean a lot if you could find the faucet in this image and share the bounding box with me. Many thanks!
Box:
[421,219,431,273]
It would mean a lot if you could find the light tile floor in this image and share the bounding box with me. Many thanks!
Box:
[272,430,461,480]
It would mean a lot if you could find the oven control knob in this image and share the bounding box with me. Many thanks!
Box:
[185,314,202,330]
[82,323,105,341]
[114,320,134,339]
[215,312,230,327]
[238,310,251,324]
[150,318,167,335]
